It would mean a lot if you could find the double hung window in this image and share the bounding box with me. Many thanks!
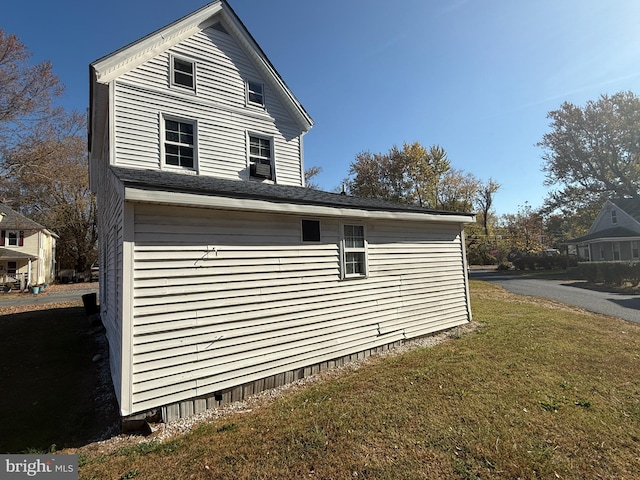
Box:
[246,80,264,106]
[1,230,23,247]
[341,224,367,278]
[163,118,196,170]
[171,56,195,90]
[249,135,273,180]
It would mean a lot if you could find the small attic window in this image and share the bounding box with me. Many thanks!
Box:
[171,56,195,90]
[246,80,264,107]
[611,210,617,225]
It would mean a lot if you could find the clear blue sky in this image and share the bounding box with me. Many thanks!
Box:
[4,1,640,215]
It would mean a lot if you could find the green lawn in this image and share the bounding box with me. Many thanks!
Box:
[77,280,640,479]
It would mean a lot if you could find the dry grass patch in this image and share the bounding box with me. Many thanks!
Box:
[77,281,640,479]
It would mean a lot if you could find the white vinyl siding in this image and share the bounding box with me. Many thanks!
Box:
[127,204,470,414]
[113,26,304,185]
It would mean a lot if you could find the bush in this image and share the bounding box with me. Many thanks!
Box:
[577,261,640,286]
[511,255,577,271]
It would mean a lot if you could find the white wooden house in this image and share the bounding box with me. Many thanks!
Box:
[0,203,57,289]
[567,198,640,261]
[89,0,475,422]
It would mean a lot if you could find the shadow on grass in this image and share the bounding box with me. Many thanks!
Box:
[0,306,119,453]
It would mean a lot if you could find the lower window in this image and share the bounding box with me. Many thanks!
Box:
[163,117,196,170]
[342,224,367,278]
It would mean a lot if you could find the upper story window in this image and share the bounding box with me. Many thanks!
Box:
[341,224,367,279]
[171,56,195,90]
[163,117,196,171]
[246,80,264,107]
[1,230,24,247]
[248,134,273,180]
[611,210,618,225]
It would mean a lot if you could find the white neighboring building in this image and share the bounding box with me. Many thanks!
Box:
[89,0,475,422]
[0,203,57,289]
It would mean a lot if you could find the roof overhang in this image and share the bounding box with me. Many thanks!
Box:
[124,187,476,225]
[89,0,313,155]
[0,248,37,261]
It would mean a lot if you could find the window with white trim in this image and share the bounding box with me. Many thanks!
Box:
[341,224,367,278]
[246,80,264,106]
[248,134,273,180]
[1,230,23,247]
[611,210,618,225]
[163,117,196,170]
[171,56,195,90]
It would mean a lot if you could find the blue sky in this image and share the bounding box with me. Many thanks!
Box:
[4,1,640,215]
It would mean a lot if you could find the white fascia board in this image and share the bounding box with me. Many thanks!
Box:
[217,9,313,132]
[92,3,224,84]
[124,187,476,224]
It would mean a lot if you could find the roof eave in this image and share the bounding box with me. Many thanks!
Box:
[89,0,313,133]
[123,186,475,224]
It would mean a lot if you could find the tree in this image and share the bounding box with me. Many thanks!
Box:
[304,166,322,189]
[0,30,96,272]
[476,178,500,236]
[0,29,63,154]
[539,91,640,215]
[345,141,480,211]
[501,202,545,256]
[0,110,97,271]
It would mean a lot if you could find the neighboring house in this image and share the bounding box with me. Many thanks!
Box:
[89,0,475,422]
[567,198,640,261]
[0,203,57,289]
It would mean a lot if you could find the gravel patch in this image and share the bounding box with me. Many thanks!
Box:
[73,321,478,456]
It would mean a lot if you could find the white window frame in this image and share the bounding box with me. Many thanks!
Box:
[161,115,198,172]
[247,133,274,181]
[340,224,368,279]
[5,231,19,247]
[246,79,265,107]
[632,241,639,259]
[611,209,618,225]
[170,55,196,91]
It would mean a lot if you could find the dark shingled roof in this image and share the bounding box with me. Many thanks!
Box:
[611,198,640,222]
[0,203,47,231]
[111,167,473,218]
[569,226,640,243]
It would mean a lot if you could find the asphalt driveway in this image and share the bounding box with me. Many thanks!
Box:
[470,268,640,324]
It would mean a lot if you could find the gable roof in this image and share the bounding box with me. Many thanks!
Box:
[0,203,48,231]
[569,226,640,244]
[112,167,475,224]
[89,0,313,156]
[610,198,640,223]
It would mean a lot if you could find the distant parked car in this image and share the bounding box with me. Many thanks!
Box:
[90,263,99,282]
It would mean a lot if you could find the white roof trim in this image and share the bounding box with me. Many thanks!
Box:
[92,2,224,84]
[124,187,476,224]
[90,0,313,132]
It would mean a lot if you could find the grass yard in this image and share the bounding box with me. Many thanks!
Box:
[73,280,640,479]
